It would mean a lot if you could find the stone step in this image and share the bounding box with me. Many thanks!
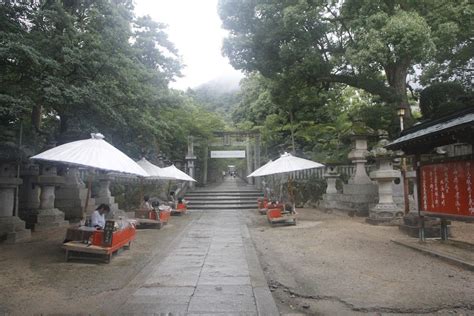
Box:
[187,204,256,210]
[6,229,31,244]
[188,201,257,206]
[186,193,262,198]
[186,196,258,200]
[187,189,262,193]
[34,220,70,231]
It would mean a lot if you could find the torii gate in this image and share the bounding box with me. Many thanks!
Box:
[185,131,262,188]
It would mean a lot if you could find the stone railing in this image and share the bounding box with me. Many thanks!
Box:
[277,164,376,181]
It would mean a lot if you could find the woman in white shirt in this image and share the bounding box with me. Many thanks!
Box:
[91,204,110,229]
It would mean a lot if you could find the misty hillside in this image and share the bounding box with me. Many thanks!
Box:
[188,74,242,121]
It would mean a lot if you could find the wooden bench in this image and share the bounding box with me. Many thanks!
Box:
[63,225,136,263]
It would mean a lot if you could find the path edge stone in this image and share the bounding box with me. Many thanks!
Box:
[241,223,280,315]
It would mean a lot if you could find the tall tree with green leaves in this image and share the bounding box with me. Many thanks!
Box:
[218,0,472,119]
[1,0,186,159]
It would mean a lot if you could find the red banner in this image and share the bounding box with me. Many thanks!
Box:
[420,160,474,217]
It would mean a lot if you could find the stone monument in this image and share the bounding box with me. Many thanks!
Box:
[18,162,41,228]
[35,164,69,231]
[55,167,95,221]
[185,136,197,189]
[94,174,120,215]
[366,131,403,224]
[324,166,340,194]
[0,130,31,243]
[318,121,378,215]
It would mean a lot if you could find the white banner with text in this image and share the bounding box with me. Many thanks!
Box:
[210,150,246,158]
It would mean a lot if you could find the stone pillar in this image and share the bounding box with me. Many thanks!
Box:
[348,136,372,184]
[0,162,31,243]
[202,143,208,185]
[35,165,69,231]
[324,167,340,194]
[18,163,40,227]
[406,170,418,212]
[186,136,197,189]
[254,134,262,188]
[367,131,403,224]
[246,135,253,184]
[94,174,121,218]
[55,167,92,221]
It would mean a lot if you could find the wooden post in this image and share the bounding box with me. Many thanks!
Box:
[83,172,93,219]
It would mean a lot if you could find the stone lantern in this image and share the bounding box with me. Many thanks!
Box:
[185,136,197,189]
[0,130,31,243]
[346,120,374,185]
[324,166,340,194]
[367,130,403,224]
[95,173,121,218]
[319,121,377,216]
[35,164,69,230]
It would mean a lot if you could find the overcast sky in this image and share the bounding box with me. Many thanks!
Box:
[133,0,243,90]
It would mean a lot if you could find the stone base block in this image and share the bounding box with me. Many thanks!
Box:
[397,214,450,238]
[35,208,69,231]
[367,203,404,225]
[6,229,31,243]
[55,186,88,200]
[318,193,377,216]
[398,224,451,238]
[0,216,31,243]
[95,196,115,205]
[343,183,377,195]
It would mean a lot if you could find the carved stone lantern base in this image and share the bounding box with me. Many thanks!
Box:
[366,203,404,225]
[0,216,31,243]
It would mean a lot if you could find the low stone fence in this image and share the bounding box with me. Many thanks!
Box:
[261,164,377,207]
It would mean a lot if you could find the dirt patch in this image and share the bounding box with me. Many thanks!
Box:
[0,213,195,315]
[245,208,474,315]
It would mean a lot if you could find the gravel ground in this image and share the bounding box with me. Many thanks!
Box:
[0,213,194,315]
[1,208,473,316]
[245,208,474,316]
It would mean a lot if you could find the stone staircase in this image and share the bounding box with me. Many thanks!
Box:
[185,177,263,210]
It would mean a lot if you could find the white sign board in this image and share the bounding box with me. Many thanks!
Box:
[210,150,246,158]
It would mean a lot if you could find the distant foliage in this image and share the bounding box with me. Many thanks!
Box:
[419,82,473,119]
[0,1,227,164]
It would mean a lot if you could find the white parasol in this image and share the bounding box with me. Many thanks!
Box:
[247,152,324,211]
[31,133,149,217]
[136,158,174,180]
[31,133,148,176]
[247,159,273,178]
[249,152,324,177]
[161,165,196,182]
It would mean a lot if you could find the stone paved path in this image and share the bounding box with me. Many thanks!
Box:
[113,178,278,315]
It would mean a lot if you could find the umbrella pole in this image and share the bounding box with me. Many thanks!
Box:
[167,180,171,199]
[288,175,295,213]
[139,178,144,208]
[83,172,93,219]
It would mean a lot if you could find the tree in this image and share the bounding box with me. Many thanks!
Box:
[1,0,187,159]
[419,82,473,119]
[218,0,472,119]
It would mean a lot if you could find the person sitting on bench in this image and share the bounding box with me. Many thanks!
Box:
[91,204,110,229]
[140,195,154,211]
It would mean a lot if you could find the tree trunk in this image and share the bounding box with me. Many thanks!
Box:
[289,110,296,154]
[384,62,411,119]
[31,105,42,131]
[59,113,69,134]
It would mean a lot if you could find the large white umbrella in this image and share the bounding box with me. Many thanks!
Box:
[31,133,148,217]
[247,152,324,210]
[247,159,273,178]
[136,158,174,180]
[31,133,148,176]
[161,165,196,182]
[250,152,324,177]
